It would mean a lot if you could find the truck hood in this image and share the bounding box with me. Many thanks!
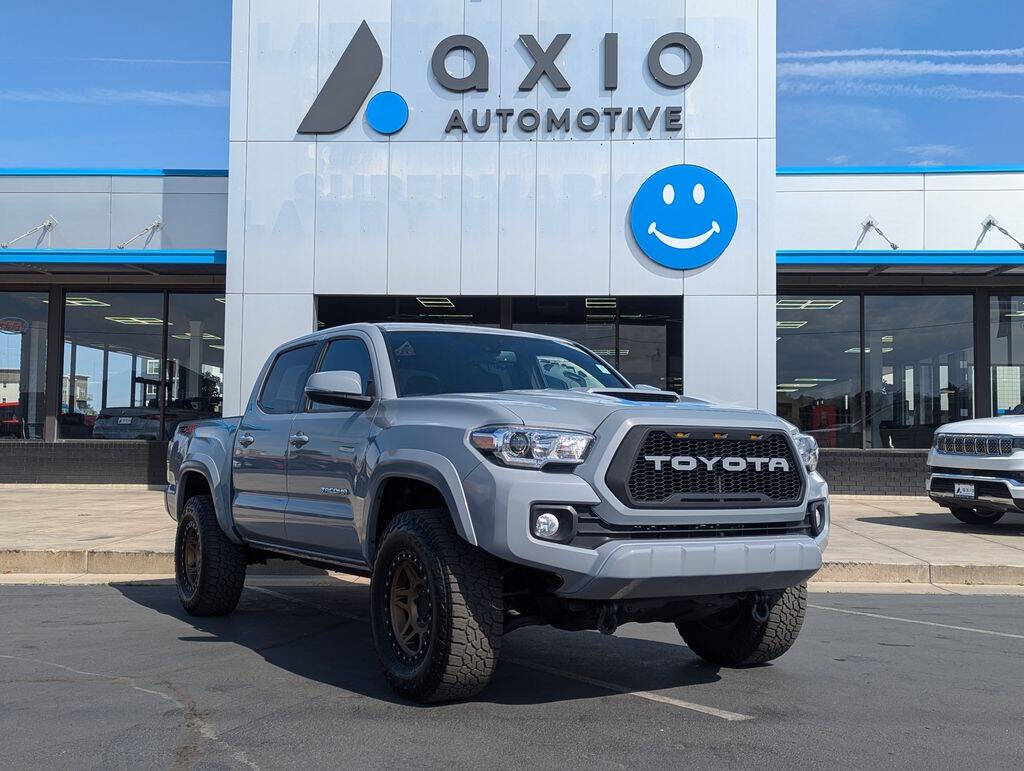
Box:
[936,416,1024,435]
[402,389,786,433]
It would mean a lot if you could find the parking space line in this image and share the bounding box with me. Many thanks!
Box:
[245,585,753,720]
[809,603,1024,640]
[506,658,753,721]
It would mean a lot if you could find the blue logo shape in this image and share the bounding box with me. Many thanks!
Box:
[629,164,738,270]
[365,91,409,135]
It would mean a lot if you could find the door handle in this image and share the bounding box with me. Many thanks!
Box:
[289,431,310,447]
[238,433,255,447]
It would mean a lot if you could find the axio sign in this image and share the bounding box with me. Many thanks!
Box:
[299,21,736,272]
[299,23,702,137]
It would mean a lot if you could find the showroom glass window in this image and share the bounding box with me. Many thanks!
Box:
[166,294,225,426]
[863,295,973,448]
[61,293,164,439]
[776,296,861,448]
[512,297,683,392]
[0,292,48,439]
[990,295,1024,414]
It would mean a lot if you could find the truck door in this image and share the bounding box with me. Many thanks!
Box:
[284,335,377,562]
[232,343,320,544]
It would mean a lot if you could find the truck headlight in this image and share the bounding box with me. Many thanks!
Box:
[470,426,594,469]
[794,433,819,473]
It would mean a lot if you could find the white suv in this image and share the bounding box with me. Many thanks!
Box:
[927,417,1024,525]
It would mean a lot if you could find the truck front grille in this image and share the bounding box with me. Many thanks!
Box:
[934,434,1013,456]
[605,427,804,509]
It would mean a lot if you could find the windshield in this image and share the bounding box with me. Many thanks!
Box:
[384,330,627,396]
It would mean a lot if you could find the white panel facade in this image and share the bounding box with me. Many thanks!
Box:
[0,176,227,251]
[226,0,776,411]
[776,171,1024,252]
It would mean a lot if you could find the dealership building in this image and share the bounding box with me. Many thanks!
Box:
[3,0,1024,491]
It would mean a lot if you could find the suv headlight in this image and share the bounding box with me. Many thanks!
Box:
[470,426,594,469]
[794,433,819,473]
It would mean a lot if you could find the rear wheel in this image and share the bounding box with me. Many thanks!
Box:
[677,584,807,666]
[175,494,247,616]
[949,506,1005,525]
[370,509,503,703]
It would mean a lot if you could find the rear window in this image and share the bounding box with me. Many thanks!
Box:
[384,330,625,397]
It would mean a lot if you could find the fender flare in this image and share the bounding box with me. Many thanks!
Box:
[365,450,478,561]
[178,457,244,545]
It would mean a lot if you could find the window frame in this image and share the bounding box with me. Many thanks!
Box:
[305,334,379,413]
[256,343,320,416]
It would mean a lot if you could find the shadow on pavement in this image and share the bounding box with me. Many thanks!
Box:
[859,513,1024,535]
[112,579,722,706]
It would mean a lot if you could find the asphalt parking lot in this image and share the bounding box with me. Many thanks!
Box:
[2,582,1022,769]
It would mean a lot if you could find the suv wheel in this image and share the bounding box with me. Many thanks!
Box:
[677,584,807,666]
[949,506,1005,525]
[370,509,503,703]
[175,494,247,616]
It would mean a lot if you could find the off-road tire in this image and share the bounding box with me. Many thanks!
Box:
[949,507,1005,525]
[677,584,807,666]
[174,494,247,616]
[370,509,503,703]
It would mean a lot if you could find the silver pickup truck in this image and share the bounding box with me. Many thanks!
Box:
[166,323,829,702]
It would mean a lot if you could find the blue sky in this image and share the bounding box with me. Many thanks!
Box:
[778,0,1024,167]
[0,1,1021,169]
[0,1,230,168]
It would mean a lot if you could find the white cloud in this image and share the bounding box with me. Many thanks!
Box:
[779,79,1024,101]
[779,59,1024,79]
[0,88,229,107]
[828,154,851,164]
[779,47,1024,60]
[901,144,962,159]
[0,56,228,66]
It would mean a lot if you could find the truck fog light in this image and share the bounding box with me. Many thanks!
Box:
[807,500,827,537]
[533,512,561,539]
[529,505,577,543]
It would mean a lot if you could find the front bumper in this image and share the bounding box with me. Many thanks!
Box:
[462,460,829,600]
[927,471,1024,512]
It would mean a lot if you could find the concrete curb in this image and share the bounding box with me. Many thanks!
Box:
[1,549,172,575]
[3,549,1023,585]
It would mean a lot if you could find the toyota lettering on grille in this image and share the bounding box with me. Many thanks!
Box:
[644,455,791,472]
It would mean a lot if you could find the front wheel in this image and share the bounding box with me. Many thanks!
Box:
[370,509,503,703]
[949,507,1005,525]
[175,494,248,616]
[677,584,807,666]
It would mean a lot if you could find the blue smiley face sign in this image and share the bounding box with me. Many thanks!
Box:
[629,164,738,270]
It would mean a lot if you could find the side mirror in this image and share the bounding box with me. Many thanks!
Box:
[304,370,374,409]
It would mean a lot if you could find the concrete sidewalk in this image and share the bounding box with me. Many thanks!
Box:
[1,486,1023,584]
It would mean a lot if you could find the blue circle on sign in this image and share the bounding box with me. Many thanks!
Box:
[629,164,738,270]
[365,91,408,135]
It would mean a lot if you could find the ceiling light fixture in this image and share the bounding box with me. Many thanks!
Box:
[104,316,165,326]
[776,299,843,310]
[585,297,618,309]
[417,297,455,308]
[776,320,807,330]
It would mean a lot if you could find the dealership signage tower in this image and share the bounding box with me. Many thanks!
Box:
[225,0,776,413]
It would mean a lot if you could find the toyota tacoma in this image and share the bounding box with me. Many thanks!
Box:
[166,324,829,702]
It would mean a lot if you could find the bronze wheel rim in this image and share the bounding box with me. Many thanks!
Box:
[385,551,431,665]
[179,519,201,594]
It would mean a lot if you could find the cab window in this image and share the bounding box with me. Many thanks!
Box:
[310,338,375,411]
[258,345,318,414]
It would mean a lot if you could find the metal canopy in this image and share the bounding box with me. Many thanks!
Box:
[777,250,1024,277]
[0,249,226,276]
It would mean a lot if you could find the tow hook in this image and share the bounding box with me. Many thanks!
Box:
[752,593,771,623]
[597,603,619,635]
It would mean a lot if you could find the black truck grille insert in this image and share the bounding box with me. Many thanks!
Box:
[606,427,804,509]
